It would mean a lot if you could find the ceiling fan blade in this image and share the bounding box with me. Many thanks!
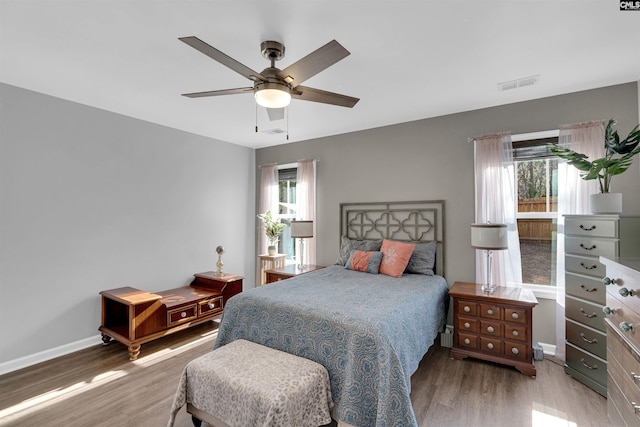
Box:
[266,108,285,121]
[179,36,265,82]
[277,40,350,86]
[182,87,254,98]
[292,86,359,108]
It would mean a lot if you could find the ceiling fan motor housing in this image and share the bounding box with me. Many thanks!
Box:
[260,40,285,61]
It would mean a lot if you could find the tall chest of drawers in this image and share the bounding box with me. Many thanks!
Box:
[563,215,640,397]
[600,257,640,426]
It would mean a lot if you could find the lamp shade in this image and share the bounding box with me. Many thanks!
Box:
[290,220,313,238]
[470,223,508,250]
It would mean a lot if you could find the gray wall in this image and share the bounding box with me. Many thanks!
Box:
[255,82,640,346]
[0,83,256,365]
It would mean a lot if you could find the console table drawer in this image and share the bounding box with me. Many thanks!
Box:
[168,304,197,326]
[199,296,223,317]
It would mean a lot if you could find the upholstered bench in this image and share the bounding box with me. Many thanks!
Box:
[168,339,333,427]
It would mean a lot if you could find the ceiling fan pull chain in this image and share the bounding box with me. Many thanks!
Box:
[255,103,258,133]
[286,107,289,140]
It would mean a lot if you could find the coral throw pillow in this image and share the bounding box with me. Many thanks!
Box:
[345,250,383,274]
[379,239,416,278]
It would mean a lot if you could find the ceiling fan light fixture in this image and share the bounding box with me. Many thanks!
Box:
[254,82,291,108]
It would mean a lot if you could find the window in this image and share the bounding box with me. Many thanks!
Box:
[277,166,297,259]
[513,134,559,285]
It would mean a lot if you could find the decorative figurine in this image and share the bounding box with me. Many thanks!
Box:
[215,245,224,277]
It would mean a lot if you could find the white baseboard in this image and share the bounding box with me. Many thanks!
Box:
[539,341,557,357]
[0,334,103,376]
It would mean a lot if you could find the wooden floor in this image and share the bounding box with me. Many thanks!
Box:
[0,322,608,427]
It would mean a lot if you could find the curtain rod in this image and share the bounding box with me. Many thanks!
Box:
[258,159,319,168]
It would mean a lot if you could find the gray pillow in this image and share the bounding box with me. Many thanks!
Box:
[405,240,437,275]
[335,236,383,265]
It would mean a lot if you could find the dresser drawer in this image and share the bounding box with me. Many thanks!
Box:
[198,296,223,317]
[566,342,607,387]
[566,295,605,332]
[479,320,501,337]
[458,300,478,316]
[606,292,640,352]
[607,321,640,427]
[566,272,605,305]
[565,236,618,258]
[457,332,478,349]
[480,337,502,355]
[505,324,528,342]
[479,303,501,320]
[457,316,478,333]
[504,307,527,323]
[504,341,529,361]
[565,254,606,278]
[167,304,197,326]
[566,318,606,360]
[565,217,618,238]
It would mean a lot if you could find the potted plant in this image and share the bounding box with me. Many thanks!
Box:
[257,210,287,255]
[550,118,640,213]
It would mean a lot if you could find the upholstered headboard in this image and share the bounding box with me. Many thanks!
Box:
[339,200,445,276]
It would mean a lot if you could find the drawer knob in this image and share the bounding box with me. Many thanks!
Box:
[619,287,635,297]
[464,305,471,313]
[487,326,495,333]
[620,321,634,333]
[511,347,519,355]
[487,309,494,315]
[603,277,619,286]
[602,306,616,315]
[579,308,597,319]
[579,243,596,251]
[464,338,471,345]
[511,312,519,320]
[208,303,215,309]
[580,284,598,293]
[181,312,187,318]
[277,278,282,281]
[580,262,597,270]
[487,343,494,350]
[580,333,598,344]
[579,224,596,231]
[630,372,640,383]
[512,330,519,337]
[632,402,640,414]
[464,322,470,329]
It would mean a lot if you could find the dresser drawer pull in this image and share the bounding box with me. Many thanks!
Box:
[619,287,635,297]
[620,322,634,333]
[632,402,640,415]
[464,338,471,345]
[511,312,519,320]
[630,372,640,383]
[208,302,215,309]
[579,243,596,250]
[603,277,619,286]
[511,330,519,337]
[487,343,494,350]
[603,306,617,315]
[579,308,597,318]
[511,347,519,355]
[464,305,471,313]
[579,333,598,344]
[580,358,598,370]
[579,224,596,231]
[487,309,494,315]
[580,262,597,270]
[181,312,187,318]
[580,284,598,293]
[464,322,470,329]
[487,326,495,333]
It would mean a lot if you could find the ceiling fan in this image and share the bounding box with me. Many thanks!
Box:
[179,36,359,121]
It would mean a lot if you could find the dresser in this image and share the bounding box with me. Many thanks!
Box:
[449,281,538,377]
[601,257,640,426]
[265,264,325,283]
[563,215,640,397]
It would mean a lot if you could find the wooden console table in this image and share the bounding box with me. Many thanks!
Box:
[99,272,242,360]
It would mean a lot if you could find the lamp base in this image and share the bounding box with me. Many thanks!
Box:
[481,283,496,294]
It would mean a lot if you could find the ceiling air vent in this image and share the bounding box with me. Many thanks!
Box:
[498,74,540,91]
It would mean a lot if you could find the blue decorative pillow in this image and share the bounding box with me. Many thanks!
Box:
[335,236,383,265]
[404,241,437,275]
[345,250,383,274]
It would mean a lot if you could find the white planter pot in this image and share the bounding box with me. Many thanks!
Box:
[267,245,277,256]
[590,192,622,214]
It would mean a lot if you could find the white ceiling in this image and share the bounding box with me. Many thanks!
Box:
[1,1,639,149]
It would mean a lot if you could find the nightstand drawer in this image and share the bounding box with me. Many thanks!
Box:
[457,316,478,333]
[480,320,501,337]
[479,303,501,320]
[266,272,290,283]
[565,217,618,238]
[198,296,223,317]
[457,332,478,349]
[504,307,527,323]
[458,300,478,316]
[505,324,527,342]
[480,337,502,354]
[167,304,197,326]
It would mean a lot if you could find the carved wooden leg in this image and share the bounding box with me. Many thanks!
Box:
[191,415,202,427]
[128,345,141,360]
[101,332,112,345]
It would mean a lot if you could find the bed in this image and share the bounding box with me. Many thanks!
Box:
[181,200,448,427]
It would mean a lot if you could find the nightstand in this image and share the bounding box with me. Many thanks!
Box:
[449,281,538,377]
[264,264,325,284]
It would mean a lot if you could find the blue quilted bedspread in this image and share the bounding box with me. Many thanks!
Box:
[214,265,449,427]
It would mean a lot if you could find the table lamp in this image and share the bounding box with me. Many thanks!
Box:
[290,220,313,270]
[471,223,508,293]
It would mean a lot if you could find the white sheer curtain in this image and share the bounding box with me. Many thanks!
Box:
[554,121,603,360]
[474,132,522,287]
[258,163,279,255]
[296,159,316,266]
